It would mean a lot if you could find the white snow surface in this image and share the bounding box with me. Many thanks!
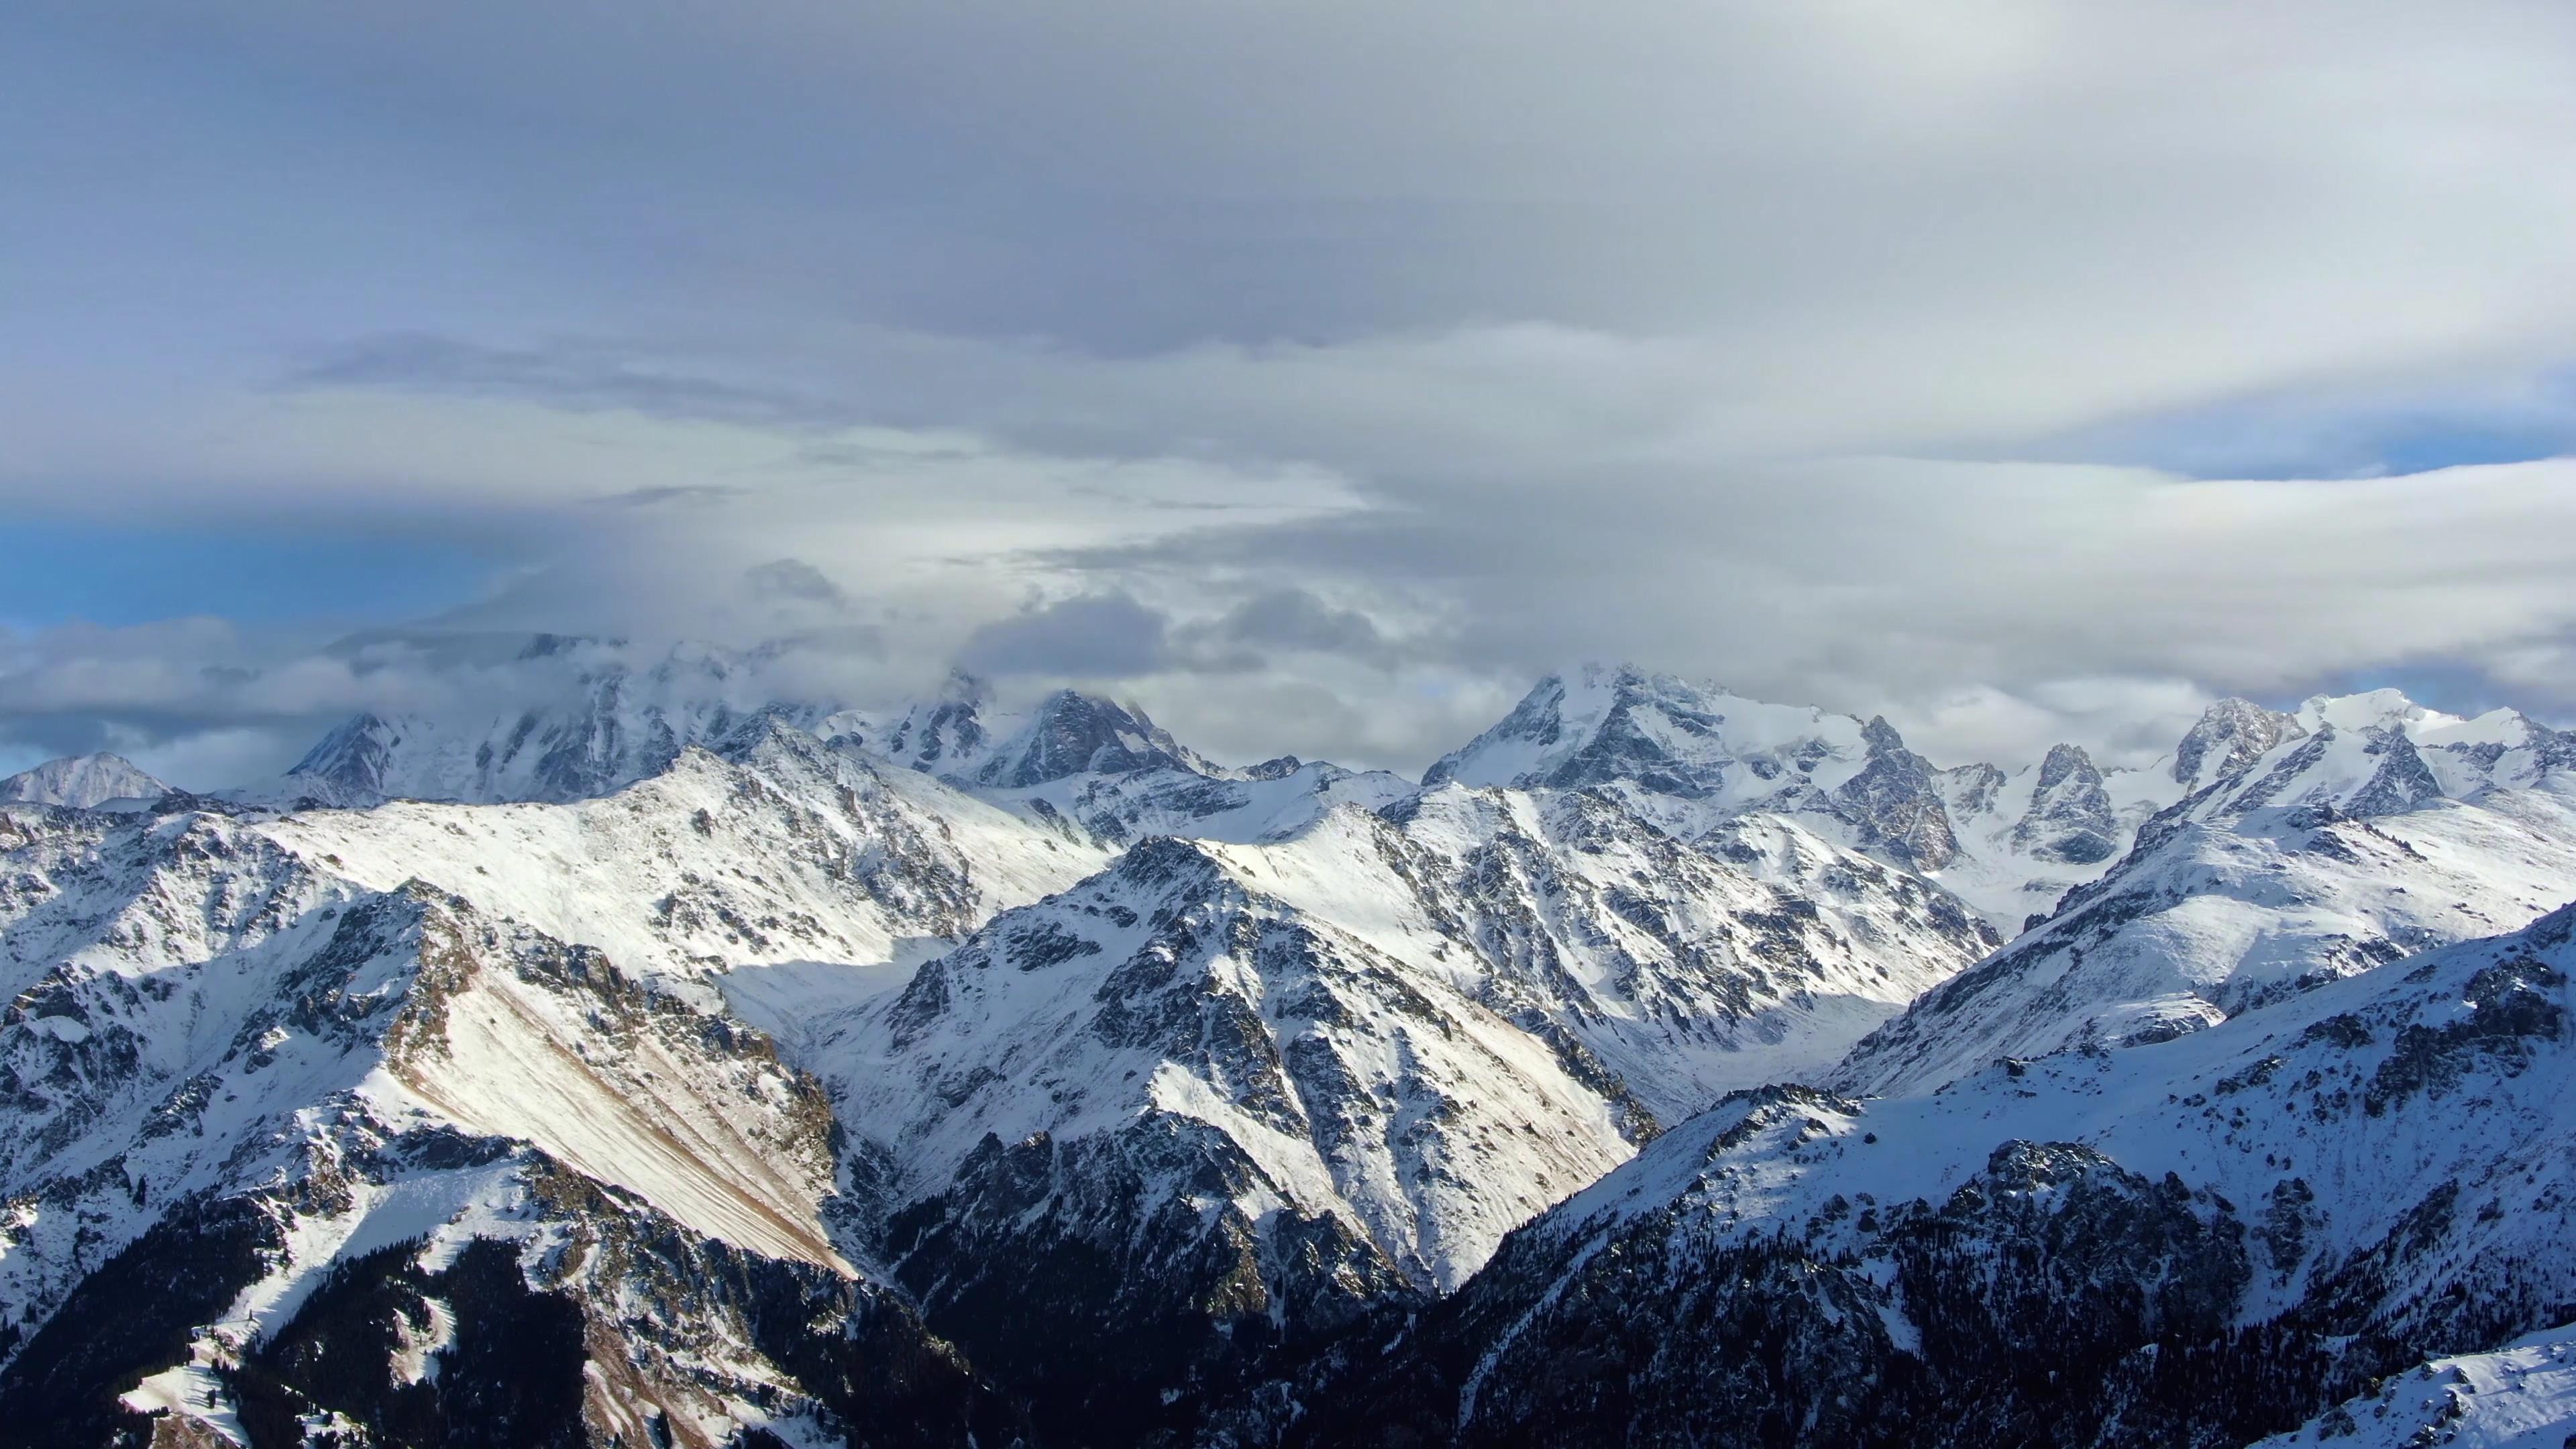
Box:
[2253,1324,2576,1449]
[258,724,1108,1001]
[0,751,168,808]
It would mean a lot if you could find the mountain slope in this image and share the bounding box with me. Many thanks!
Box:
[1220,902,2576,1448]
[254,720,1108,1005]
[814,833,1627,1440]
[0,822,1013,1447]
[2252,1323,2576,1449]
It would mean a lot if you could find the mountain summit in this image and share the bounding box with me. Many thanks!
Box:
[0,753,167,809]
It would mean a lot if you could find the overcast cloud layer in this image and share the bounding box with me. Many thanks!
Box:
[9,1,2576,784]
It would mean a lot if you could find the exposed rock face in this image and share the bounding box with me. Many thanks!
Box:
[1834,715,1962,869]
[2173,698,2308,790]
[2014,744,2119,865]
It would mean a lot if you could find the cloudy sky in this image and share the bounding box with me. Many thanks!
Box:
[10,1,2576,783]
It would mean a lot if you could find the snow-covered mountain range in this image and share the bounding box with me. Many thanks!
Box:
[5,640,2574,1448]
[1429,661,2182,927]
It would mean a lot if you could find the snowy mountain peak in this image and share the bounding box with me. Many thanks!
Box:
[2010,743,2118,864]
[1423,662,1846,799]
[284,710,401,796]
[2171,696,2308,788]
[841,678,1208,792]
[0,751,170,808]
[2296,686,2456,735]
[981,688,1206,788]
[270,637,836,806]
[1424,665,2201,927]
[2033,740,2096,788]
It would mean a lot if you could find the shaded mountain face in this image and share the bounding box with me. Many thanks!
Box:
[1214,904,2576,1449]
[0,753,167,809]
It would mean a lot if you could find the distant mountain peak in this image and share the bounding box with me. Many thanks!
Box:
[0,751,170,808]
[2296,686,2445,735]
[2172,697,2307,788]
[269,637,835,806]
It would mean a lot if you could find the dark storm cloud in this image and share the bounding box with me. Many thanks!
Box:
[1206,588,1399,663]
[958,594,1173,680]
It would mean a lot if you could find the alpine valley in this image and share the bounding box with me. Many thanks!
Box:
[7,649,2575,1448]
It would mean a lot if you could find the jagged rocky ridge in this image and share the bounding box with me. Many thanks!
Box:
[1837,688,2576,1097]
[1427,662,2184,928]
